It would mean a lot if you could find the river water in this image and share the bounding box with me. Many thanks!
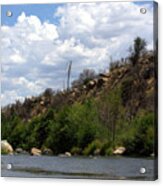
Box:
[1,155,157,180]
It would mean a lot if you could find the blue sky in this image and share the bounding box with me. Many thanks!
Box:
[1,1,153,26]
[1,1,154,106]
[1,4,63,26]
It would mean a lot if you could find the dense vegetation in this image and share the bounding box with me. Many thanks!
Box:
[1,37,157,156]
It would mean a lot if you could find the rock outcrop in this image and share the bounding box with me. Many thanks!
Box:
[15,148,28,155]
[65,152,72,157]
[15,148,23,153]
[1,140,13,154]
[113,147,126,155]
[31,147,42,156]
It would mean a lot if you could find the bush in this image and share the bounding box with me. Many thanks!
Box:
[105,147,113,156]
[122,113,154,156]
[67,100,100,149]
[129,37,147,66]
[45,106,77,154]
[70,147,82,155]
[100,141,111,155]
[109,61,120,71]
[72,69,96,87]
[83,139,103,156]
[121,77,134,106]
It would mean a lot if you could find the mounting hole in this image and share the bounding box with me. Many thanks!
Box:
[140,167,146,174]
[140,8,147,14]
[6,11,13,17]
[7,163,12,170]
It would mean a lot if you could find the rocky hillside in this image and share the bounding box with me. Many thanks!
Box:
[2,51,156,121]
[1,37,157,156]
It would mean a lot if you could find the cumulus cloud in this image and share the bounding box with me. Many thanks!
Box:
[1,2,154,106]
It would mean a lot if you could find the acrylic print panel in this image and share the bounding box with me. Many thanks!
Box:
[1,1,158,180]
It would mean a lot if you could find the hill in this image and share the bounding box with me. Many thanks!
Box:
[1,37,157,156]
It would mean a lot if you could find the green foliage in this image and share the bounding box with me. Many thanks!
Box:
[83,139,103,156]
[122,113,154,156]
[129,37,147,66]
[45,100,99,154]
[121,77,134,106]
[45,106,77,154]
[98,88,122,143]
[105,147,113,156]
[83,140,114,156]
[71,147,82,155]
[67,100,100,149]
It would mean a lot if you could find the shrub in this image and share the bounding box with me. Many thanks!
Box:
[109,61,120,71]
[83,139,103,156]
[129,37,147,66]
[70,147,82,155]
[100,141,111,155]
[121,77,134,106]
[122,113,154,156]
[105,147,113,156]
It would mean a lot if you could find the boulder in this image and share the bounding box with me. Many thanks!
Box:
[58,152,72,157]
[15,148,23,154]
[40,101,44,106]
[31,147,42,156]
[99,73,110,78]
[88,80,96,89]
[42,148,53,155]
[113,147,126,155]
[15,148,28,155]
[83,85,87,90]
[71,91,76,97]
[1,140,13,154]
[65,152,72,157]
[73,88,79,92]
[150,153,155,157]
[101,77,109,82]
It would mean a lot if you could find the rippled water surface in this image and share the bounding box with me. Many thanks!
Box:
[1,155,157,180]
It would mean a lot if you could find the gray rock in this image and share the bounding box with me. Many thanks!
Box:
[150,153,155,157]
[15,148,23,153]
[15,148,29,155]
[42,148,53,155]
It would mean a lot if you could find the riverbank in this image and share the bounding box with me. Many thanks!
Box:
[1,140,155,158]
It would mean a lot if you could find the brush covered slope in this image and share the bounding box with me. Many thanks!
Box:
[1,38,157,156]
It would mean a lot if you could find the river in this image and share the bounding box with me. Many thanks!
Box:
[1,155,157,180]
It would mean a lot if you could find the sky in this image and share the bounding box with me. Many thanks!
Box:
[1,1,154,106]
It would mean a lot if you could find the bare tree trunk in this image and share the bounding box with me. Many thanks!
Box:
[67,61,72,91]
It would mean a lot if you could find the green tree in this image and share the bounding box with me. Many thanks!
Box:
[130,37,147,66]
[72,69,96,87]
[122,113,154,156]
[98,89,122,144]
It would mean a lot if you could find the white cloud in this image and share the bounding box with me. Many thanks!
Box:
[10,50,26,64]
[1,90,25,106]
[1,2,154,106]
